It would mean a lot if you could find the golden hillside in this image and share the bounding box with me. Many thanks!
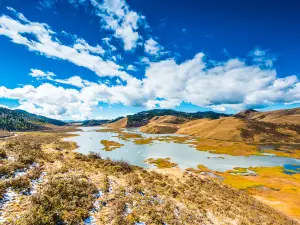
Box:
[236,108,300,125]
[104,117,128,129]
[140,115,189,134]
[177,117,245,141]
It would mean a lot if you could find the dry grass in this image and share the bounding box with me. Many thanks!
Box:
[177,117,245,141]
[140,115,190,134]
[104,117,128,129]
[100,140,124,151]
[0,132,298,225]
[214,166,300,222]
[145,158,178,168]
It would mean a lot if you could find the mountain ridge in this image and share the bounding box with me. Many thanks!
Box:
[0,107,66,131]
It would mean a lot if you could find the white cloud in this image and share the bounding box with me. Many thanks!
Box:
[1,9,300,119]
[0,104,10,109]
[141,53,300,109]
[1,51,300,119]
[73,38,105,55]
[89,0,142,51]
[29,68,91,88]
[144,38,164,56]
[0,10,133,82]
[29,69,55,78]
[54,76,92,88]
[127,65,136,71]
[102,37,117,51]
[250,48,276,67]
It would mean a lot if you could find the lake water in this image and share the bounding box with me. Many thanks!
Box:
[64,127,300,172]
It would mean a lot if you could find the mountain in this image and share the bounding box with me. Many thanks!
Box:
[81,119,110,126]
[106,109,229,129]
[133,107,300,143]
[140,115,190,134]
[235,108,300,125]
[177,108,300,143]
[0,107,66,131]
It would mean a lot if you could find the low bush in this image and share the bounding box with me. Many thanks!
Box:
[19,173,98,225]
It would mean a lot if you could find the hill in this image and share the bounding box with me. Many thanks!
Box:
[81,119,110,126]
[105,117,128,129]
[177,117,245,141]
[137,107,300,143]
[177,108,300,143]
[235,108,300,125]
[0,107,66,131]
[105,109,229,129]
[140,115,190,134]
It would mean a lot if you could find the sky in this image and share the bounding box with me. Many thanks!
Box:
[0,0,300,120]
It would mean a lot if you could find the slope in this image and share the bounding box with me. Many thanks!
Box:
[0,107,66,131]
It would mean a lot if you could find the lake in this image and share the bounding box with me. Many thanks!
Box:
[64,127,300,172]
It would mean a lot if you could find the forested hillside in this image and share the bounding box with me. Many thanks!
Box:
[126,109,229,127]
[0,107,66,131]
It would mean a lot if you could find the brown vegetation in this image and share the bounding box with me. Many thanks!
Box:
[140,115,190,134]
[100,140,124,151]
[104,117,128,129]
[0,132,297,224]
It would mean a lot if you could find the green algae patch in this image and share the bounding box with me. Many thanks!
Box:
[100,140,124,151]
[145,157,178,169]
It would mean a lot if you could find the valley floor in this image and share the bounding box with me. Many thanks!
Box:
[0,130,299,224]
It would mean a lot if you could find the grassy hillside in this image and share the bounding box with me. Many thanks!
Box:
[138,108,300,143]
[0,107,66,131]
[106,109,229,129]
[140,115,190,134]
[235,108,300,125]
[177,112,300,143]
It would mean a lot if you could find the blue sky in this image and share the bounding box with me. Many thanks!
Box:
[0,0,300,120]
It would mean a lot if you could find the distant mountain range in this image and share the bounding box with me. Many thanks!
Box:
[106,109,229,128]
[3,106,300,143]
[0,107,66,131]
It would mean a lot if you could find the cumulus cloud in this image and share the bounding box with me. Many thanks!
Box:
[29,69,55,78]
[144,38,164,56]
[88,0,142,51]
[0,9,133,82]
[29,68,92,88]
[0,83,92,120]
[54,76,92,88]
[127,65,136,71]
[1,8,300,119]
[2,50,300,119]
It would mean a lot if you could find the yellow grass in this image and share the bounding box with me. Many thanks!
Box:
[100,140,124,151]
[218,166,300,222]
[145,157,178,168]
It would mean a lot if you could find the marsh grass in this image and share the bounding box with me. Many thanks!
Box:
[145,158,178,169]
[100,140,124,151]
[0,132,297,224]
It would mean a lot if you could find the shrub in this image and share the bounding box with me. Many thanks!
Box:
[0,148,7,159]
[88,151,102,160]
[19,173,98,225]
